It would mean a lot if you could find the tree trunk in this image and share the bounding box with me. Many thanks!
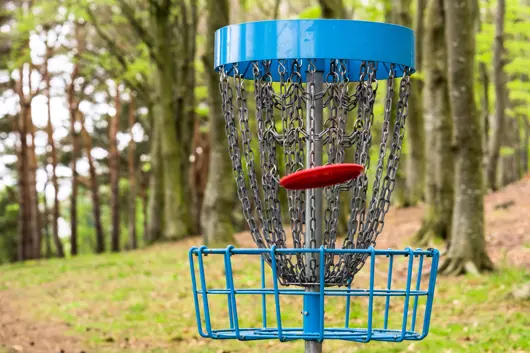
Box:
[128,95,137,250]
[522,116,529,173]
[179,0,198,234]
[400,0,425,206]
[80,114,105,253]
[486,0,506,191]
[318,0,346,18]
[27,102,42,259]
[413,0,453,245]
[190,120,210,234]
[69,107,79,256]
[43,180,52,258]
[440,0,493,275]
[44,39,65,258]
[201,0,236,246]
[68,24,85,257]
[110,86,121,252]
[16,90,31,261]
[140,171,149,244]
[414,0,453,243]
[479,62,489,171]
[147,106,163,244]
[151,3,192,240]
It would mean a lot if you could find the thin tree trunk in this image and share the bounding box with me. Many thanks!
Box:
[479,62,489,170]
[43,179,52,258]
[27,105,42,259]
[110,86,121,252]
[16,73,30,261]
[140,171,148,244]
[190,120,210,234]
[440,0,493,275]
[522,116,529,173]
[413,0,453,245]
[486,0,506,191]
[147,106,163,244]
[44,37,65,257]
[128,95,137,250]
[68,24,85,256]
[202,0,235,246]
[69,107,79,256]
[80,113,105,253]
[400,0,425,206]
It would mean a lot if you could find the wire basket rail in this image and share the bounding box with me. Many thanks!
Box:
[189,246,439,343]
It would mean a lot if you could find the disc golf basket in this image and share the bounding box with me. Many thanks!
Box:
[189,19,439,352]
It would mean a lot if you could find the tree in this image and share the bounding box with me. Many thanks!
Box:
[79,112,105,253]
[404,0,426,206]
[43,28,65,257]
[13,44,42,260]
[68,23,87,256]
[317,0,347,18]
[486,0,507,190]
[128,94,137,249]
[440,0,493,275]
[413,0,453,245]
[110,85,121,252]
[201,0,235,246]
[116,0,197,240]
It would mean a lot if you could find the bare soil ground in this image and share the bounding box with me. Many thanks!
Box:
[0,178,529,353]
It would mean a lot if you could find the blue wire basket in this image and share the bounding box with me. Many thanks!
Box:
[189,246,439,343]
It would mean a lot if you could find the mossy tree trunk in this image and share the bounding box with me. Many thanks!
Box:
[403,0,426,206]
[413,0,453,246]
[151,1,192,240]
[201,0,235,246]
[486,0,506,191]
[440,0,493,275]
[147,104,164,244]
[118,0,195,241]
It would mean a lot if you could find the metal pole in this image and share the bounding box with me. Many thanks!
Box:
[304,71,323,353]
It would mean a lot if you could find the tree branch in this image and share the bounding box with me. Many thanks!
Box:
[85,7,150,102]
[116,0,161,68]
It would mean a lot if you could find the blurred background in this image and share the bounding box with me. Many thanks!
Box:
[0,0,529,352]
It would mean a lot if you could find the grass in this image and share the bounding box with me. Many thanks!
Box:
[1,240,529,353]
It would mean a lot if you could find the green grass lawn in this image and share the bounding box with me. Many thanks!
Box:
[1,240,529,353]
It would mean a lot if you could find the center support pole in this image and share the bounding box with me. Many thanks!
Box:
[304,70,323,353]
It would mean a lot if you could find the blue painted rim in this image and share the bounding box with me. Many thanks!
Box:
[214,19,415,82]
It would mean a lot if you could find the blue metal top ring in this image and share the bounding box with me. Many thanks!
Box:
[214,19,415,82]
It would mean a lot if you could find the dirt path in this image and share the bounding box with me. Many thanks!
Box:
[0,295,86,353]
[1,178,529,353]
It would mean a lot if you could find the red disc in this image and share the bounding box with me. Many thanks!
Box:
[279,163,364,190]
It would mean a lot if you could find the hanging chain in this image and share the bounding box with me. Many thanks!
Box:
[218,61,411,286]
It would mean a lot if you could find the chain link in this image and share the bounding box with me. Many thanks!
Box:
[219,61,411,286]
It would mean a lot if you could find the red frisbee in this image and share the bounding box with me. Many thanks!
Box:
[279,163,364,190]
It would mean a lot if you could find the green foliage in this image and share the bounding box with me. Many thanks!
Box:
[478,0,530,117]
[0,188,18,264]
[298,5,321,19]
